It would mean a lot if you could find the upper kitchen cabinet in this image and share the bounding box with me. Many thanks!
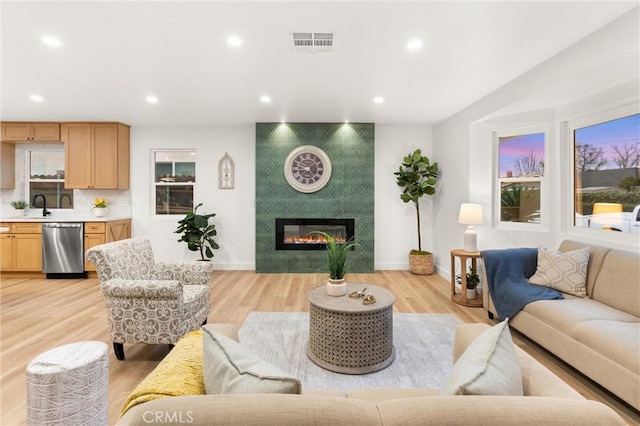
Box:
[62,122,130,189]
[1,122,60,142]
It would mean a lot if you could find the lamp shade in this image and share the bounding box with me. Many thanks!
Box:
[592,203,622,215]
[458,203,483,225]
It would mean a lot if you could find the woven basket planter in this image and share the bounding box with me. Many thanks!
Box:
[409,252,434,275]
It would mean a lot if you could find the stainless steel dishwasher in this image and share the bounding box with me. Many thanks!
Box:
[42,223,87,278]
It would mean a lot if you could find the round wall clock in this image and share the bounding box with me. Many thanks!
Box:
[284,145,332,193]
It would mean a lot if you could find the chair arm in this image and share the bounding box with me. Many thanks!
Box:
[155,261,215,285]
[101,279,183,299]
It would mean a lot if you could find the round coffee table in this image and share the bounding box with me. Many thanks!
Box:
[307,282,395,374]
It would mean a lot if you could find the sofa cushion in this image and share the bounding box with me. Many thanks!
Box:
[590,248,640,317]
[202,325,301,395]
[522,298,638,336]
[571,320,640,374]
[528,246,590,297]
[441,320,523,396]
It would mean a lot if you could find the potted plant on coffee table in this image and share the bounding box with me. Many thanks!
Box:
[394,149,439,275]
[309,230,359,296]
[175,203,220,261]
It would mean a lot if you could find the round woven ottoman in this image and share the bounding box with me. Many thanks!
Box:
[26,341,109,426]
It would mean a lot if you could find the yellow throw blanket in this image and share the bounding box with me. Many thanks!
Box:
[121,330,205,415]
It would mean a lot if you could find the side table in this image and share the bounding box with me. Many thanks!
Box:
[450,249,483,307]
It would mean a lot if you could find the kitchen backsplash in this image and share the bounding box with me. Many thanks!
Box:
[1,143,132,219]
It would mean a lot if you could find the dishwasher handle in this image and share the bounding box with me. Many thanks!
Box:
[43,223,83,228]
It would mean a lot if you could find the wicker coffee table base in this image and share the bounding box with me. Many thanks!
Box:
[307,301,395,374]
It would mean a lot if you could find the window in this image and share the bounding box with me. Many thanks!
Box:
[28,149,73,209]
[154,150,195,215]
[572,112,640,233]
[497,131,545,225]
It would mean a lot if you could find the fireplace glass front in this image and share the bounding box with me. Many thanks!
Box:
[275,218,355,250]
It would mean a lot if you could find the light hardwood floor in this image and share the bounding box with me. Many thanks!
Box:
[1,271,638,425]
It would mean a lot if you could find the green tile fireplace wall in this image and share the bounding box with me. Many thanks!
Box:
[256,123,375,273]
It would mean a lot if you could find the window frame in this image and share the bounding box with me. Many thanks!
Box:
[24,147,73,210]
[152,149,196,217]
[564,102,640,244]
[493,125,549,232]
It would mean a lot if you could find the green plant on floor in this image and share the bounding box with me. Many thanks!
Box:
[393,149,439,253]
[175,203,220,261]
[308,231,359,280]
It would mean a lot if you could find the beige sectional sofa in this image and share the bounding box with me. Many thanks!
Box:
[483,239,640,411]
[117,323,625,425]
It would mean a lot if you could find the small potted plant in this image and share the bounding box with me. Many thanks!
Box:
[309,230,359,296]
[456,266,480,300]
[394,149,439,275]
[91,198,108,217]
[175,203,220,261]
[10,200,28,217]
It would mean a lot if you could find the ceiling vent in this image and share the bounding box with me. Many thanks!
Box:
[292,32,335,52]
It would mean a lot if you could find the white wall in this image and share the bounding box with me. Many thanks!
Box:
[130,125,255,268]
[128,124,432,270]
[432,8,640,280]
[375,126,433,270]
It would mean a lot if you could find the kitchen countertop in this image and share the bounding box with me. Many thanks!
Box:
[0,216,132,223]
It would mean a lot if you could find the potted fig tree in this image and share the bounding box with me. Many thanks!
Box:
[394,149,439,275]
[175,203,220,261]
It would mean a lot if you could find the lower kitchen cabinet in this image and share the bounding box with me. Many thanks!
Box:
[0,223,43,272]
[84,219,131,271]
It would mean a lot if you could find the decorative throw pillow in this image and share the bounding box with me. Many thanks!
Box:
[528,246,590,297]
[202,325,301,395]
[441,319,523,396]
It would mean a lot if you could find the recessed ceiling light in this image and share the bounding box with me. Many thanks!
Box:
[406,38,423,51]
[146,95,159,104]
[373,96,384,105]
[30,95,44,103]
[260,95,271,104]
[227,36,243,47]
[41,35,61,48]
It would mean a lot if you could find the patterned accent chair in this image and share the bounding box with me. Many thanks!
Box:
[85,238,213,360]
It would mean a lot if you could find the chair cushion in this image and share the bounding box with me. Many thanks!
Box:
[441,319,523,396]
[202,325,301,395]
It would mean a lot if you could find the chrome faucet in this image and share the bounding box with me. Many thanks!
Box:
[32,193,51,217]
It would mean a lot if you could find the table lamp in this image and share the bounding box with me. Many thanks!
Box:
[458,203,483,252]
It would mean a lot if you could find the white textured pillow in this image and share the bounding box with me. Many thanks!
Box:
[441,319,523,396]
[202,325,301,394]
[528,246,590,297]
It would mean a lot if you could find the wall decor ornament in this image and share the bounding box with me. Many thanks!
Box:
[218,152,234,189]
[283,145,332,193]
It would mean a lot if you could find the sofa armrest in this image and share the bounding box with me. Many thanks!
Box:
[101,279,182,299]
[156,261,214,285]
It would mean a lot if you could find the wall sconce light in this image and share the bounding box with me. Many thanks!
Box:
[458,203,483,252]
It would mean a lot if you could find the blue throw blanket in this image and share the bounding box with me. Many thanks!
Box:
[481,247,563,320]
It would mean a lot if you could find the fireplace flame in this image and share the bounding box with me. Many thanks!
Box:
[284,235,346,244]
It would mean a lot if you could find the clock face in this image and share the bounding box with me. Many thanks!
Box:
[284,145,332,193]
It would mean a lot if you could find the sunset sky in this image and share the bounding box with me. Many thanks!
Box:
[499,132,545,177]
[498,113,639,177]
[574,113,640,169]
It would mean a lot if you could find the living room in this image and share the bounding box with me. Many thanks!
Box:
[1,1,639,425]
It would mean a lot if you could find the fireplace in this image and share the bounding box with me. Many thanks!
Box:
[275,218,355,250]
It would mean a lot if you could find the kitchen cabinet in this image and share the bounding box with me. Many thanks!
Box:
[1,122,60,142]
[0,223,43,272]
[0,143,15,189]
[62,122,130,189]
[84,219,131,271]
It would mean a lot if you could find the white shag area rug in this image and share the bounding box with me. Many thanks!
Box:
[238,311,463,392]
